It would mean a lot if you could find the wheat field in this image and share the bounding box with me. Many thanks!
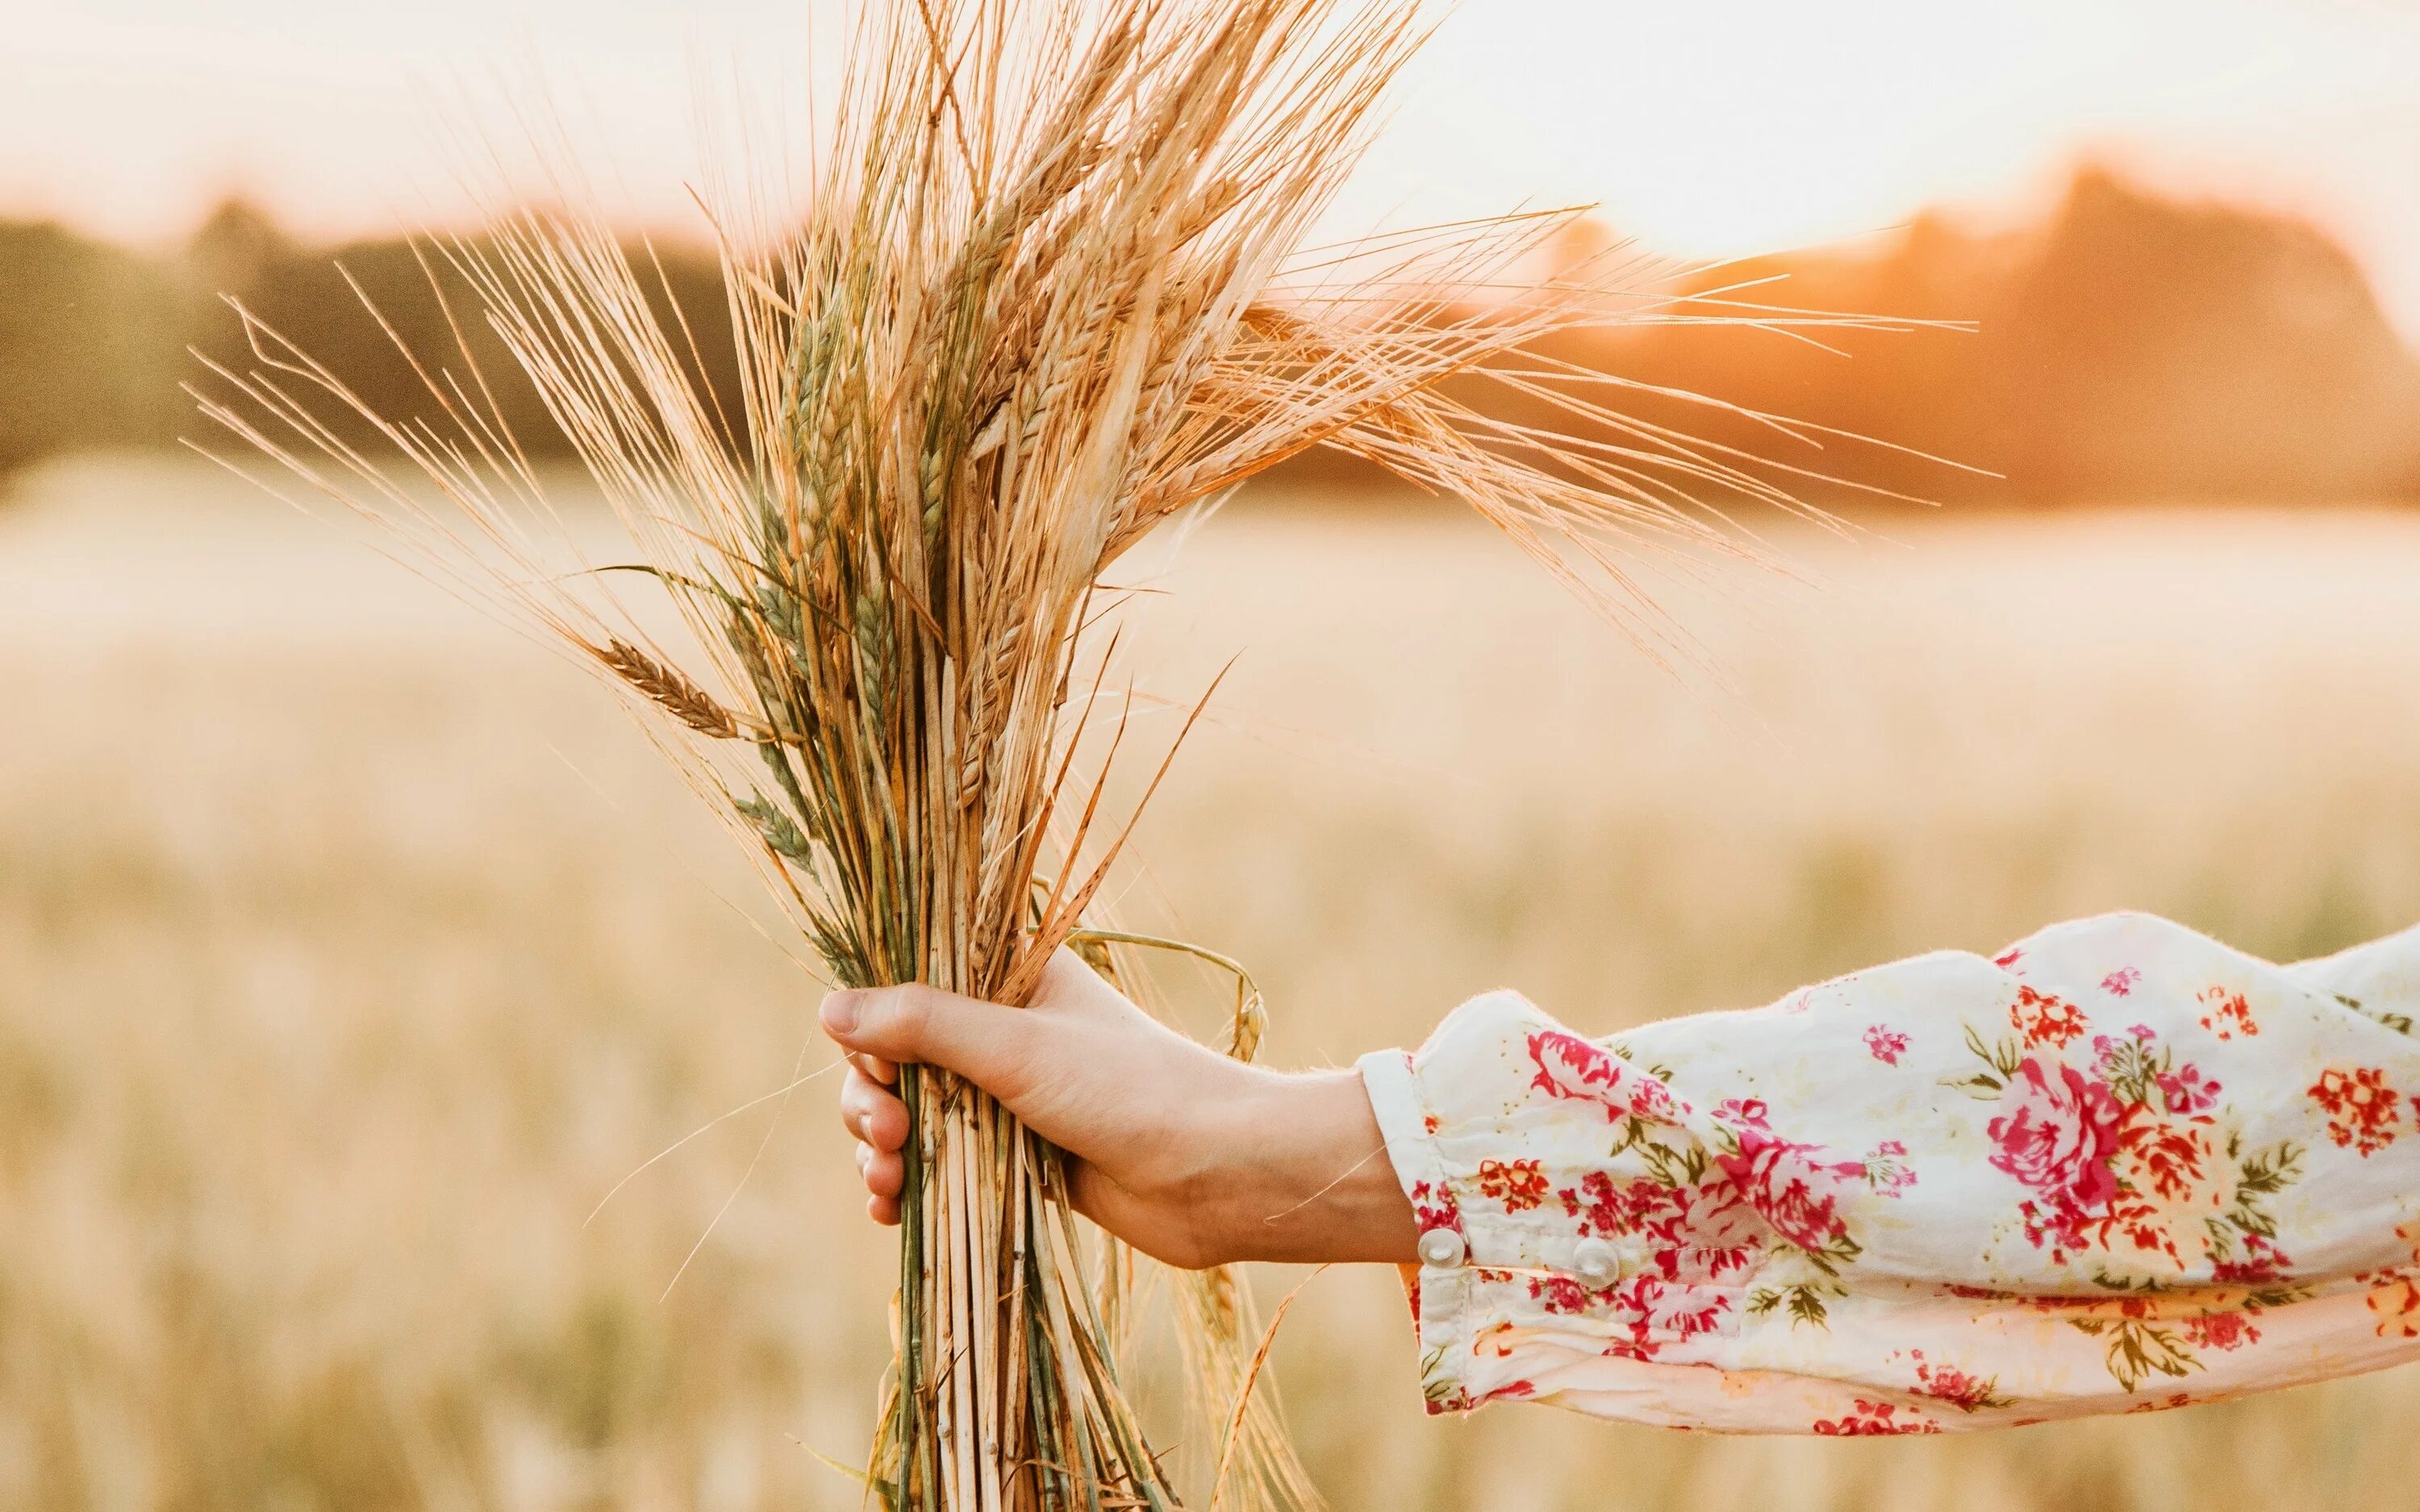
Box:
[5,453,2420,1511]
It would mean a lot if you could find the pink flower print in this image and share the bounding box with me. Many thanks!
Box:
[1861,1141,1917,1198]
[1713,1097,1771,1130]
[1995,947,2024,969]
[1408,1179,1463,1236]
[1561,1172,1760,1282]
[2101,967,2142,997]
[1864,1025,1909,1065]
[1526,1031,1676,1123]
[1667,1183,1765,1279]
[1987,1055,2122,1244]
[2182,1312,2260,1352]
[1526,1274,1598,1315]
[1543,1273,1735,1360]
[1559,1169,1629,1239]
[1909,1351,2011,1413]
[2154,1061,2222,1115]
[2091,1033,2126,1074]
[1813,1400,1939,1435]
[1714,1123,1852,1251]
[1629,1273,1729,1343]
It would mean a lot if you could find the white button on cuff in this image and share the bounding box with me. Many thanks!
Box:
[1571,1237,1622,1288]
[1417,1227,1467,1269]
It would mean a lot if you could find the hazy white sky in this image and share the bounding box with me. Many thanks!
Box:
[8,0,2420,330]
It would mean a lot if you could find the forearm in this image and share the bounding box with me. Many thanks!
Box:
[1191,1068,1418,1266]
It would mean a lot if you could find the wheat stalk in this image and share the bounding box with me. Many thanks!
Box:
[189,2,1938,1506]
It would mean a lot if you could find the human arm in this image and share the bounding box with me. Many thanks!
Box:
[831,913,2420,1431]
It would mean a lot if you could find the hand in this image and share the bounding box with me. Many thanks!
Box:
[822,950,1417,1269]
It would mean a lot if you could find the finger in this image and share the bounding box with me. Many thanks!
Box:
[849,1050,899,1086]
[841,1067,909,1151]
[838,1068,873,1142]
[852,1139,903,1199]
[854,1142,903,1226]
[862,1144,904,1199]
[821,984,1047,1104]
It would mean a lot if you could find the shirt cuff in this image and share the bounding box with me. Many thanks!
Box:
[1357,1047,1448,1227]
[1357,1044,1485,1414]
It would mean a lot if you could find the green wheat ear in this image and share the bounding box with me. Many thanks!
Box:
[735,795,813,870]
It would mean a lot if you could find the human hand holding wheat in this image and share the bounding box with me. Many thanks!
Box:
[828,950,1417,1269]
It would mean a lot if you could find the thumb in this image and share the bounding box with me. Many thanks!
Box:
[820,983,1042,1102]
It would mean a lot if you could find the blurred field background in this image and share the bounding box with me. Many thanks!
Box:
[5,451,2420,1512]
[12,1,2420,1509]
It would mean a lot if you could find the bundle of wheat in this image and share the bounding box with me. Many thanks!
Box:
[193,1,1927,1506]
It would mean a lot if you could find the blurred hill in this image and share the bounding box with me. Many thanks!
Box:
[3,169,2417,502]
[1521,166,2420,504]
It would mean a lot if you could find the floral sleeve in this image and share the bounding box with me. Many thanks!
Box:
[1356,911,2420,1433]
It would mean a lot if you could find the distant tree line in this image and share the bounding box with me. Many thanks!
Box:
[0,200,734,480]
[6,171,2418,502]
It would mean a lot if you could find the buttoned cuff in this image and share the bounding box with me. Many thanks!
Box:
[1357,1043,1488,1413]
[1357,1047,1446,1225]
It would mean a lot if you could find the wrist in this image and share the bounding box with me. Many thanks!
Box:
[1195,1067,1417,1267]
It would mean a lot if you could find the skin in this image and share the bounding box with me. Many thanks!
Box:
[823,950,1419,1269]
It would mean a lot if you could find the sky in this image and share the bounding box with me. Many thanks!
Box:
[9,0,2420,333]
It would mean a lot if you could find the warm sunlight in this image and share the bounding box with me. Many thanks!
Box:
[8,0,2420,328]
[11,5,2420,1509]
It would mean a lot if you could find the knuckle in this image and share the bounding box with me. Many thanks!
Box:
[888,985,940,1040]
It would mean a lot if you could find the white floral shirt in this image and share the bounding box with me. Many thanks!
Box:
[1358,912,2420,1433]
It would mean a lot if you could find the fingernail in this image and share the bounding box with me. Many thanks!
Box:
[821,991,862,1037]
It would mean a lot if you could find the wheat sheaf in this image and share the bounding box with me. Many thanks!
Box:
[192,1,1934,1507]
